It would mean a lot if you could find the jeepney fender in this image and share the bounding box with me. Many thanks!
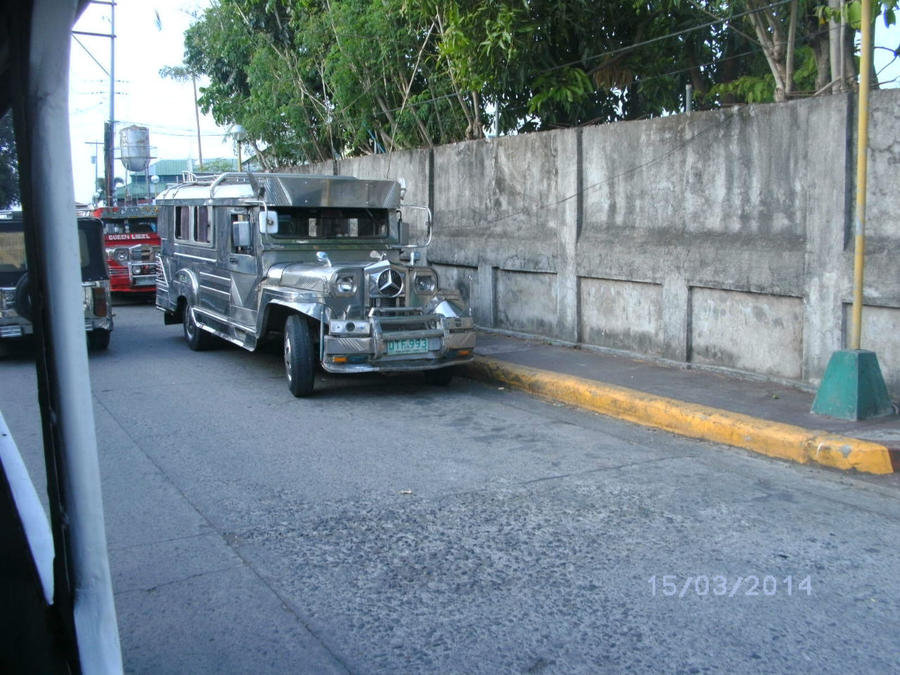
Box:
[163,268,200,324]
[259,299,325,334]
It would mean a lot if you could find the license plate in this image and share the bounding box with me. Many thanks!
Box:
[134,277,154,286]
[387,338,428,355]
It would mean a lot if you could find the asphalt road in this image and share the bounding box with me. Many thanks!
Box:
[2,301,899,674]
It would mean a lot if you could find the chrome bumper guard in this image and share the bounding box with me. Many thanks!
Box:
[322,306,475,373]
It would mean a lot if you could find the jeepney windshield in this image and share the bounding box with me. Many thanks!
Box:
[102,219,157,234]
[269,207,389,240]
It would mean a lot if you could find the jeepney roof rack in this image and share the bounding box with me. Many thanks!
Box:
[179,171,228,185]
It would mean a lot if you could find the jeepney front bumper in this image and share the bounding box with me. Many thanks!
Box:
[322,307,475,374]
[108,244,159,291]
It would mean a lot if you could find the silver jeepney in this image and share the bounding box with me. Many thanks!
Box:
[155,172,475,396]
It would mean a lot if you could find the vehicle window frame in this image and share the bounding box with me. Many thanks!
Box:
[267,206,391,242]
[173,204,214,247]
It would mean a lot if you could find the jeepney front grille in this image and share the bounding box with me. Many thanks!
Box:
[370,307,442,338]
[367,267,407,307]
[131,244,158,261]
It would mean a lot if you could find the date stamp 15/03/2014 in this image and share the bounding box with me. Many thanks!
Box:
[649,575,812,598]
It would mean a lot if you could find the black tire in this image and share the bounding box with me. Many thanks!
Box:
[424,366,454,386]
[87,328,111,351]
[14,272,32,321]
[284,315,315,397]
[183,298,215,351]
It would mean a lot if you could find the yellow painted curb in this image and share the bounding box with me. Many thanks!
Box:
[461,356,895,475]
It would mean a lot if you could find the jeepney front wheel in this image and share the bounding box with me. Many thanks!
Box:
[424,366,454,386]
[284,315,315,397]
[183,298,215,351]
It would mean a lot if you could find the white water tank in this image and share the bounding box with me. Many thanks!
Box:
[120,125,150,172]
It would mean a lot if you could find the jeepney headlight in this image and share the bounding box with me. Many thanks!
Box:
[113,247,129,264]
[1,288,15,309]
[329,320,370,336]
[413,270,437,295]
[334,272,358,295]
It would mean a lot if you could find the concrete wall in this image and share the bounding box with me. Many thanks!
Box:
[298,90,900,397]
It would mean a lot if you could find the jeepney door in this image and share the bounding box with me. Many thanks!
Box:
[224,210,261,329]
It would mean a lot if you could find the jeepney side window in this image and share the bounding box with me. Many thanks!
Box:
[175,206,190,240]
[194,206,211,244]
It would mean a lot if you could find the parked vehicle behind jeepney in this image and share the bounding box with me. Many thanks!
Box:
[0,213,113,350]
[154,172,475,396]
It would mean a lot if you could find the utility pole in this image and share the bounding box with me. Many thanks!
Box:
[84,140,102,202]
[811,0,892,421]
[73,0,116,205]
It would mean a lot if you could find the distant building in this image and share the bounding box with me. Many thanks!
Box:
[114,158,237,203]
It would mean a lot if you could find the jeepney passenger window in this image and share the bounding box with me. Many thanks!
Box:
[194,206,211,244]
[175,206,189,240]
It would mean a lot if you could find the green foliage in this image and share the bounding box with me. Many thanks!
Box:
[0,112,19,209]
[198,158,236,173]
[816,0,898,29]
[706,46,818,104]
[174,0,899,163]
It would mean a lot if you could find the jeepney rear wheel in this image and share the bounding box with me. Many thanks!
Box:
[87,328,110,351]
[183,298,215,351]
[284,315,315,397]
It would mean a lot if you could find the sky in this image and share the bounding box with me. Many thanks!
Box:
[66,2,899,205]
[68,0,231,204]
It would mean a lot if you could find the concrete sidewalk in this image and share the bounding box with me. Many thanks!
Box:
[460,331,900,475]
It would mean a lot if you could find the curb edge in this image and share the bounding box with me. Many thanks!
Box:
[460,357,895,475]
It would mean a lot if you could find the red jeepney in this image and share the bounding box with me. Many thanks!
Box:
[91,205,161,294]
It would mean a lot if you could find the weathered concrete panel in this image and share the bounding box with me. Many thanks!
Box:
[801,94,851,386]
[495,270,558,337]
[690,288,804,379]
[432,130,577,272]
[579,278,663,355]
[847,304,900,395]
[861,90,900,308]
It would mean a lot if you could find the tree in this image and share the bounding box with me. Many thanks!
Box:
[159,65,206,166]
[174,0,899,162]
[0,111,19,209]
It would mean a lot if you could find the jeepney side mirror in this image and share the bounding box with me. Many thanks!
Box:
[258,210,277,234]
[232,219,251,248]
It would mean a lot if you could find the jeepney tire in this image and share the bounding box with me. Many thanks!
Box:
[87,328,111,351]
[14,272,33,321]
[183,299,215,351]
[284,315,315,397]
[424,366,454,386]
